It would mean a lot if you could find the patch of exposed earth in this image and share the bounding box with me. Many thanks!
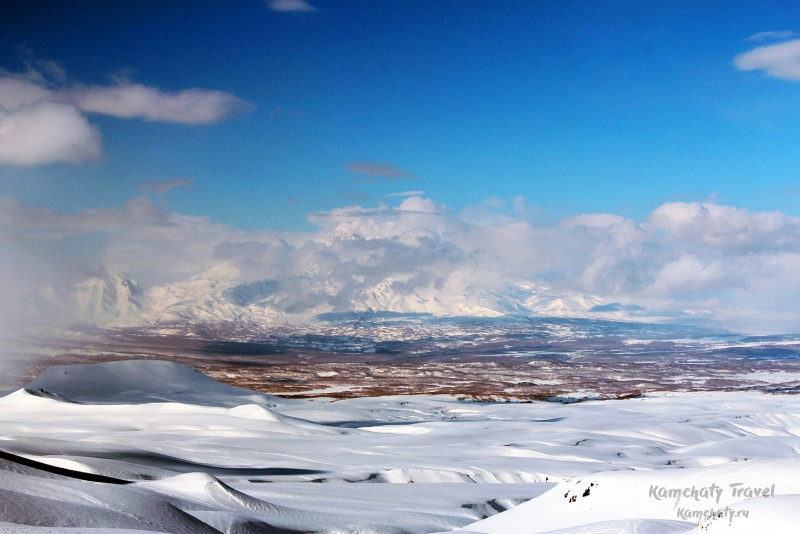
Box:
[8,318,800,400]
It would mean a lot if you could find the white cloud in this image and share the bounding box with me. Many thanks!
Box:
[734,39,800,80]
[0,66,254,166]
[63,84,255,124]
[397,196,442,213]
[648,202,800,250]
[8,195,800,331]
[0,100,101,165]
[459,196,536,227]
[648,255,725,297]
[0,78,51,109]
[0,78,101,165]
[267,0,317,12]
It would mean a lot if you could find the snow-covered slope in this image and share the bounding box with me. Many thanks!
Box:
[139,262,284,325]
[25,359,293,407]
[459,459,800,534]
[20,262,618,328]
[344,279,602,318]
[3,360,800,533]
[21,273,146,327]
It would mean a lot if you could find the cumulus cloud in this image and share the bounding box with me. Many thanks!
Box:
[346,161,416,182]
[649,202,800,251]
[397,196,442,213]
[0,78,102,165]
[734,39,800,80]
[7,195,800,331]
[0,100,102,165]
[648,255,725,298]
[267,0,317,12]
[0,77,51,109]
[139,178,194,195]
[0,64,254,166]
[460,196,532,227]
[308,197,450,244]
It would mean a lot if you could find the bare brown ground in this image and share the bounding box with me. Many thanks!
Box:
[12,321,800,401]
[199,355,800,401]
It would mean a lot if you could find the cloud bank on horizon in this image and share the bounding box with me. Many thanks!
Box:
[3,192,800,332]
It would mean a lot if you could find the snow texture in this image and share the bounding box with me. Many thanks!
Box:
[22,264,609,328]
[1,360,800,533]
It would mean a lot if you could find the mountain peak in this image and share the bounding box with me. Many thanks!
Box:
[18,266,639,328]
[191,261,241,283]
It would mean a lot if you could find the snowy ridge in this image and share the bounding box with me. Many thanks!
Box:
[20,261,626,328]
[21,274,146,327]
[24,359,294,408]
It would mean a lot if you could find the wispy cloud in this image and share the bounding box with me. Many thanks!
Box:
[745,30,799,43]
[386,190,425,197]
[0,61,255,166]
[266,0,317,13]
[346,161,416,183]
[62,84,255,124]
[734,38,800,80]
[139,178,194,195]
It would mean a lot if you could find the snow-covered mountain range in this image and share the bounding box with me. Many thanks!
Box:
[19,261,637,328]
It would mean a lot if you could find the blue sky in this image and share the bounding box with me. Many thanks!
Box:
[2,0,800,230]
[5,1,800,332]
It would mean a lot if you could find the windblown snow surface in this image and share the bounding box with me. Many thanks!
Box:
[2,361,800,533]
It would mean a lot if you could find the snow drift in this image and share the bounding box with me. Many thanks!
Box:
[2,361,800,532]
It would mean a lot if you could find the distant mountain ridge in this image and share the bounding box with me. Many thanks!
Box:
[21,261,643,328]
